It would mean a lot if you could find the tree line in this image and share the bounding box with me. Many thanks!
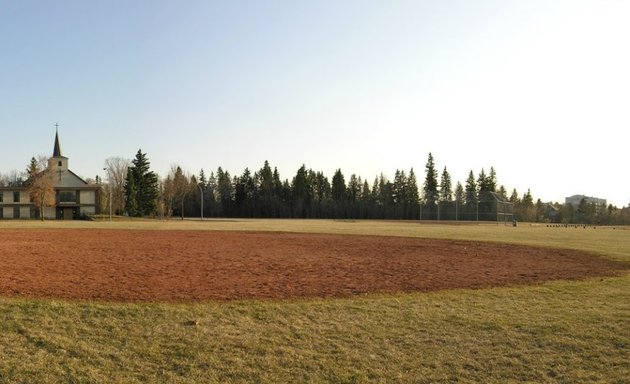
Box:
[110,150,630,225]
[3,149,627,224]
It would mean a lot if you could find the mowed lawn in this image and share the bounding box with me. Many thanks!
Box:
[0,219,628,383]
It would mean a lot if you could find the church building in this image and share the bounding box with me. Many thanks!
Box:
[0,131,99,219]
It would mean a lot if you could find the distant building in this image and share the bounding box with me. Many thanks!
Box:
[565,194,607,208]
[0,131,99,219]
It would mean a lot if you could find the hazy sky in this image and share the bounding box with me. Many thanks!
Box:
[1,1,628,206]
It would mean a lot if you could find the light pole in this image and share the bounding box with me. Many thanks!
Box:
[197,183,203,220]
[437,198,440,222]
[103,168,112,221]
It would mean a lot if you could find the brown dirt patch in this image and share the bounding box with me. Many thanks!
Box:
[0,229,626,302]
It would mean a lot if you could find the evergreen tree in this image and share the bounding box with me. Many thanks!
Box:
[205,171,217,217]
[454,182,464,220]
[360,180,372,218]
[488,167,497,192]
[439,167,453,202]
[198,169,207,188]
[347,174,362,218]
[392,170,407,204]
[312,171,332,217]
[291,165,310,217]
[216,167,233,216]
[25,157,40,184]
[331,169,346,202]
[392,169,407,219]
[406,168,419,219]
[124,167,138,216]
[477,169,489,195]
[378,174,394,219]
[465,171,477,205]
[331,169,346,218]
[371,176,381,218]
[423,153,438,205]
[454,182,464,203]
[464,170,478,219]
[258,161,274,217]
[234,168,256,217]
[272,167,288,217]
[124,150,158,217]
[347,174,361,203]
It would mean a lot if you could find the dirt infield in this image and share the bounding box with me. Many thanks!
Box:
[0,229,626,302]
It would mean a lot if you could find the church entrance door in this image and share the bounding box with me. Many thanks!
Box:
[63,208,74,220]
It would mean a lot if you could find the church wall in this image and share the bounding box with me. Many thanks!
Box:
[20,207,31,218]
[43,207,56,219]
[18,191,30,204]
[80,190,95,205]
[1,131,100,220]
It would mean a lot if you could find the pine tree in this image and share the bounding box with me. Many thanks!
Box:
[291,165,309,218]
[439,167,453,202]
[454,182,464,220]
[124,167,138,216]
[258,161,274,217]
[331,169,346,202]
[423,153,438,205]
[331,169,346,218]
[216,167,233,216]
[25,157,40,184]
[406,168,419,219]
[124,150,158,217]
[488,167,497,192]
[455,182,464,203]
[465,170,478,208]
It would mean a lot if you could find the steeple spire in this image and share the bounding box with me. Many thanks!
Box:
[53,123,62,157]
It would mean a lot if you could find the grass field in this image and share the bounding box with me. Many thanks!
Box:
[0,219,628,383]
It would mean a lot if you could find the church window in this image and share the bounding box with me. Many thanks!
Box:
[59,191,77,203]
[13,191,19,202]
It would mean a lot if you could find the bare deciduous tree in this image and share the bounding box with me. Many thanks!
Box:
[103,157,130,216]
[174,165,194,220]
[26,156,56,221]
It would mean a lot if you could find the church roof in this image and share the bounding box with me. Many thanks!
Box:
[53,129,63,157]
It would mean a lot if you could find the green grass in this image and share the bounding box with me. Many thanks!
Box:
[0,219,628,383]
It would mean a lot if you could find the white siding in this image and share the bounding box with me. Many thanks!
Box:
[80,190,95,205]
[43,207,56,219]
[20,207,30,218]
[19,192,30,204]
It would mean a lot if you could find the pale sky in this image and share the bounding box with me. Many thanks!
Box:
[1,1,628,206]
